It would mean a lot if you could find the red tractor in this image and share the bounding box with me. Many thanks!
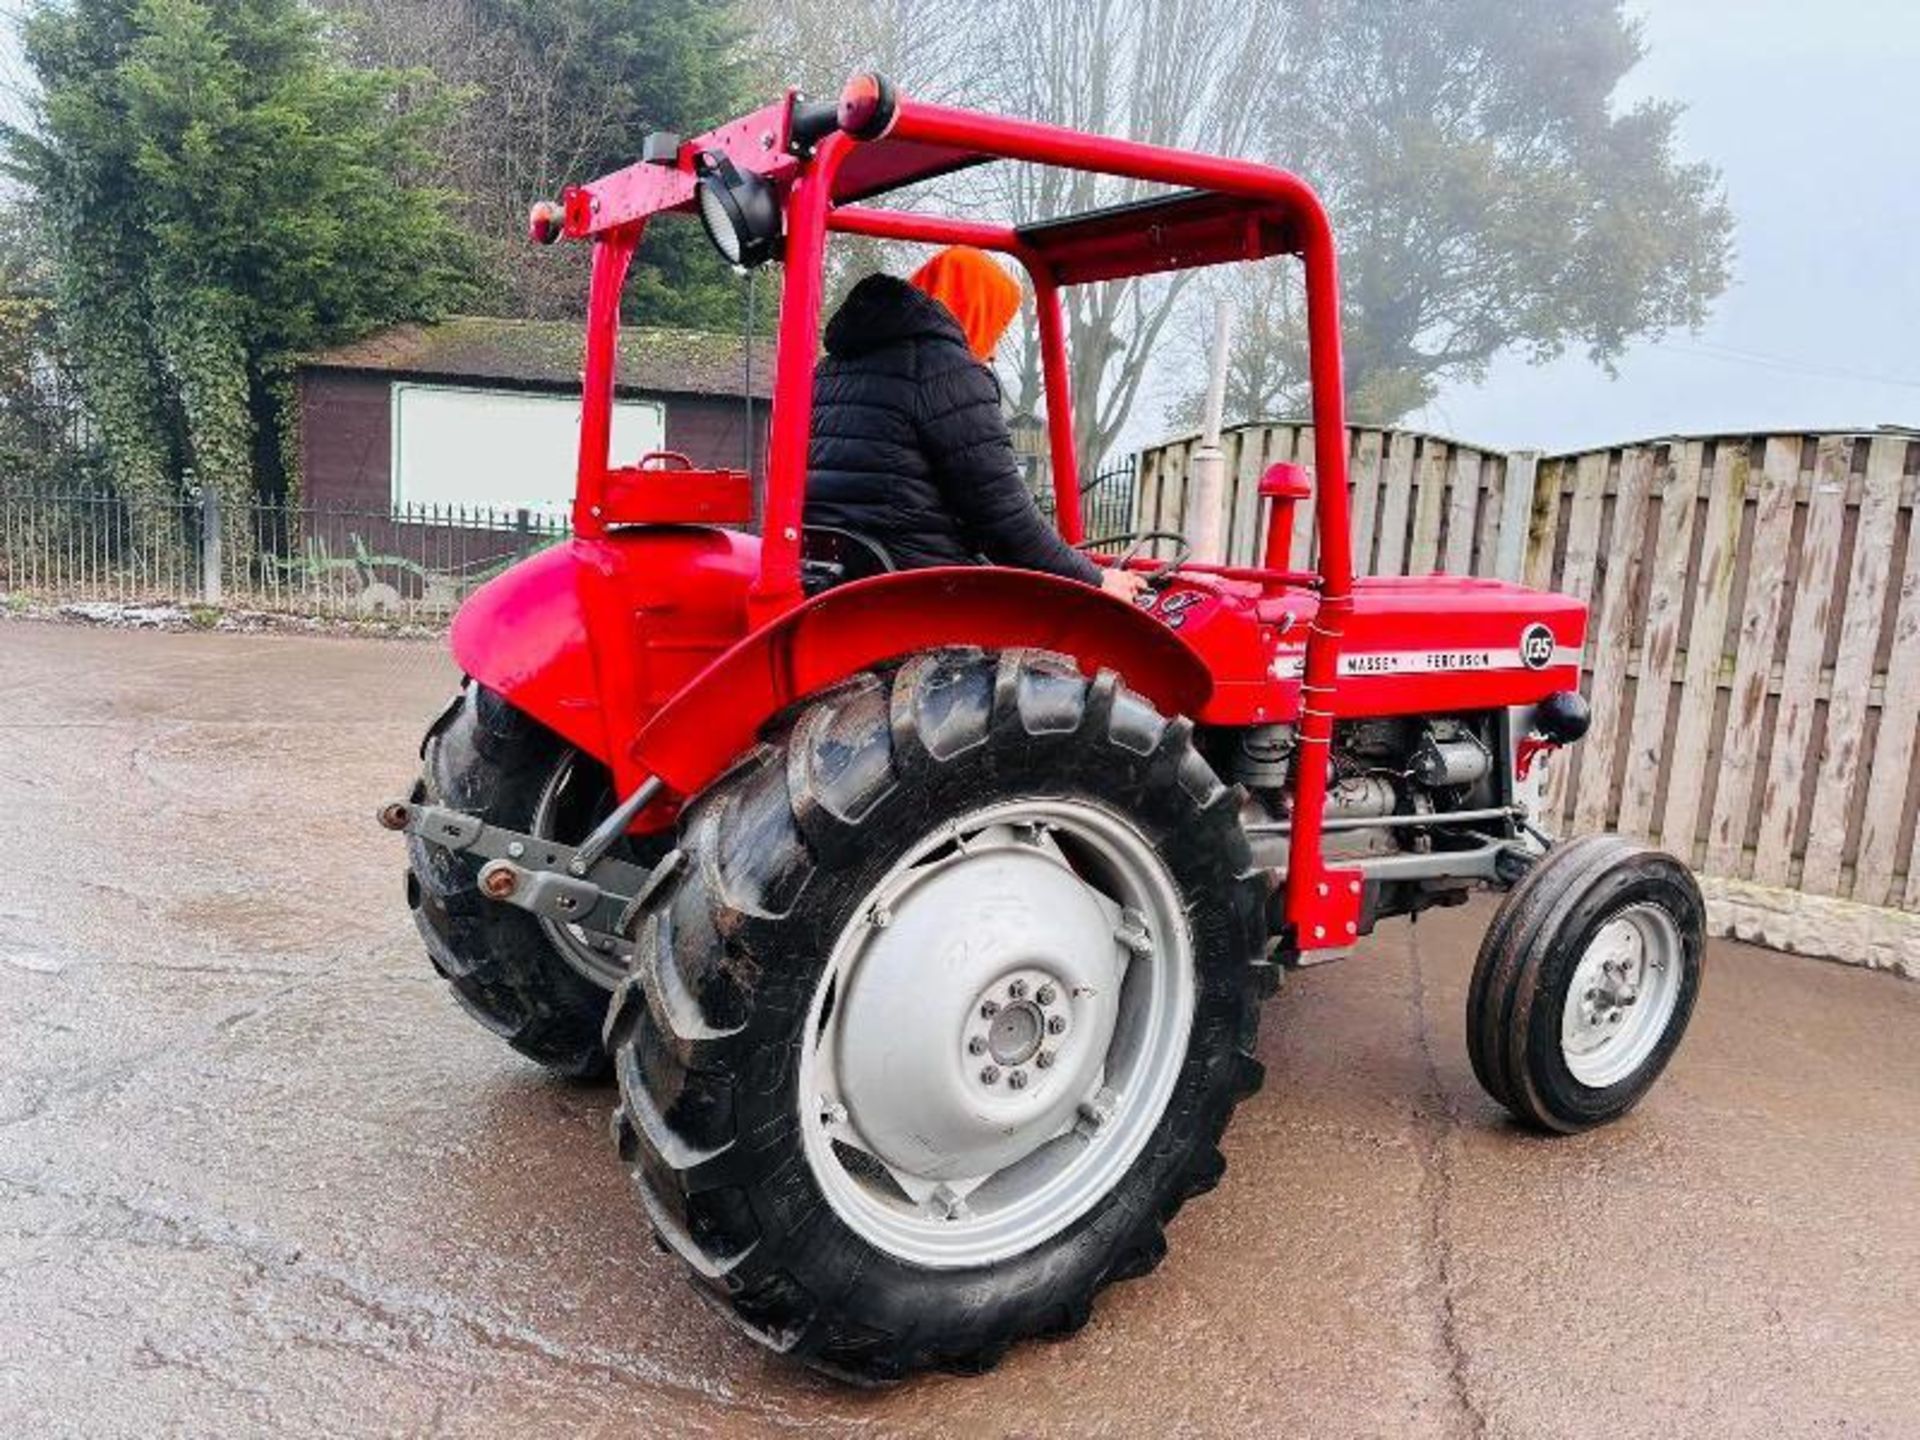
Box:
[385,76,1704,1381]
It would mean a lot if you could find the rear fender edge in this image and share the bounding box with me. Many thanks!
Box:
[448,542,613,764]
[632,567,1212,798]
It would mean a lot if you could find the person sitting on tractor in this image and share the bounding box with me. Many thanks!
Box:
[806,245,1144,600]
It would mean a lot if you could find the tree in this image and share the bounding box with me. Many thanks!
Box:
[761,0,1730,457]
[749,0,986,107]
[5,0,472,515]
[0,200,89,491]
[978,0,1281,473]
[1171,0,1733,427]
[763,0,1280,474]
[319,0,754,328]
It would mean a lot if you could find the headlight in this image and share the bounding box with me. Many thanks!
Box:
[693,151,781,270]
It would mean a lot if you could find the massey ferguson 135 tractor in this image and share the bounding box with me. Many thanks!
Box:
[384,74,1704,1381]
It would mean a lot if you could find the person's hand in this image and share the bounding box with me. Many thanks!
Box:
[1099,568,1148,603]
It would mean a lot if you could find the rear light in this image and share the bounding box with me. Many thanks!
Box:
[527,200,565,246]
[837,72,897,140]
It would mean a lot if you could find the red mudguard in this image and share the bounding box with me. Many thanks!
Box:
[450,533,1211,801]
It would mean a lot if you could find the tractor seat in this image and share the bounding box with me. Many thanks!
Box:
[802,526,898,595]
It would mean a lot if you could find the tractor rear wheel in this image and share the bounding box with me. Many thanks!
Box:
[606,649,1274,1380]
[406,682,667,1078]
[1467,835,1704,1133]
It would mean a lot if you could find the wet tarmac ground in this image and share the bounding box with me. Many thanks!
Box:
[2,616,1917,1438]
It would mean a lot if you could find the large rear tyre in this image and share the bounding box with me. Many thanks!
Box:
[1467,835,1704,1133]
[406,683,666,1078]
[606,649,1274,1381]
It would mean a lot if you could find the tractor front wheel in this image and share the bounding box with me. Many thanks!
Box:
[1467,835,1705,1133]
[606,649,1273,1380]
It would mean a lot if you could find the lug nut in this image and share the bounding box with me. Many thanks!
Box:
[1036,1051,1055,1069]
[1047,1015,1067,1035]
[980,1000,1000,1019]
[967,1036,987,1055]
[1036,984,1057,1006]
[1008,1070,1029,1091]
[980,1065,1001,1085]
[1008,979,1029,1000]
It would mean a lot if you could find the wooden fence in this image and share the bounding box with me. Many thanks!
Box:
[1137,423,1920,976]
[1138,424,1525,578]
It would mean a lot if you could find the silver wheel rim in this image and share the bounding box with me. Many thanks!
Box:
[1559,903,1684,1088]
[797,798,1196,1269]
[532,753,632,989]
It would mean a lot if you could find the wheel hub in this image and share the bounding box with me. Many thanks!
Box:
[965,968,1082,1097]
[831,838,1122,1184]
[798,799,1195,1269]
[985,997,1045,1067]
[1559,905,1683,1088]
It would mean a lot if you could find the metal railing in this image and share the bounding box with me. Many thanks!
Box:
[0,482,568,623]
[4,461,1145,624]
[1032,462,1140,543]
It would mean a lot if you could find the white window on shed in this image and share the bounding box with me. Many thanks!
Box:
[390,382,666,519]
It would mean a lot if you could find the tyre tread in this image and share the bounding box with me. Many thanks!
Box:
[405,683,618,1078]
[1468,835,1703,1132]
[609,648,1269,1380]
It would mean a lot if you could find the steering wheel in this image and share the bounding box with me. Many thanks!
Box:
[1078,530,1193,590]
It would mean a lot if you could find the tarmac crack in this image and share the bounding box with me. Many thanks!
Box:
[1406,929,1490,1440]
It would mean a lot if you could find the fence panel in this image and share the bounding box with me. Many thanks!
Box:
[1705,435,1800,876]
[1851,451,1920,908]
[1155,423,1513,574]
[1804,437,1902,896]
[1754,436,1849,885]
[1136,422,1920,973]
[1571,446,1654,836]
[1616,439,1704,839]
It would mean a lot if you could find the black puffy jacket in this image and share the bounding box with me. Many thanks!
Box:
[804,274,1100,583]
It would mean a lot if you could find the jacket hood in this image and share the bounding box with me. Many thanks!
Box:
[823,273,968,358]
[909,247,1022,359]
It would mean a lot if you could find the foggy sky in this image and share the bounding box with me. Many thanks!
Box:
[1416,0,1920,451]
[4,2,1910,460]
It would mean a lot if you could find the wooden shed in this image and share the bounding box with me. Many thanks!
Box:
[297,317,771,518]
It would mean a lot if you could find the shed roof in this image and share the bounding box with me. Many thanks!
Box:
[303,316,772,399]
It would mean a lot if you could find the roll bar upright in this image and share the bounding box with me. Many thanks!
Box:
[561,80,1361,949]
